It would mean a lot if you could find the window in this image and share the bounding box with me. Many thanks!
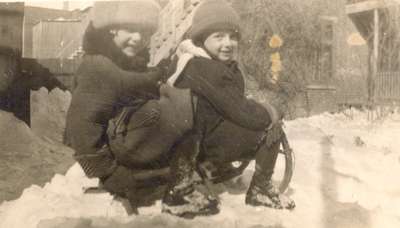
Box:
[316,17,337,82]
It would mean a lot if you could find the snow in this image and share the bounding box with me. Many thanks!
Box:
[1,109,400,228]
[0,109,74,202]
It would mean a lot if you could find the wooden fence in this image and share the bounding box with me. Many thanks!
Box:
[375,71,400,101]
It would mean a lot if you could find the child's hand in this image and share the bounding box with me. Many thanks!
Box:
[145,67,163,86]
[176,39,210,58]
[261,101,284,130]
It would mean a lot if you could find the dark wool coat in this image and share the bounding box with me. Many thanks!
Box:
[65,24,163,195]
[64,55,163,192]
[175,56,272,134]
[164,56,275,192]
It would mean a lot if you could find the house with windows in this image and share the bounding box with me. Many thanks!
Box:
[306,0,370,113]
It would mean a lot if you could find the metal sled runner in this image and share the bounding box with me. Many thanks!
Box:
[197,127,294,193]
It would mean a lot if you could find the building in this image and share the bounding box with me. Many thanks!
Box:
[32,19,82,59]
[346,0,400,103]
[27,6,92,91]
[0,2,24,52]
[309,0,370,112]
[25,6,92,60]
[23,6,75,58]
[150,0,202,65]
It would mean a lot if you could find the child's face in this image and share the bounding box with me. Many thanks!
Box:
[111,28,150,58]
[203,30,239,63]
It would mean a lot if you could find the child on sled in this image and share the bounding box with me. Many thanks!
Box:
[65,0,165,196]
[161,0,296,217]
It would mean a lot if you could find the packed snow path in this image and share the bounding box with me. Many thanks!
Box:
[0,110,399,228]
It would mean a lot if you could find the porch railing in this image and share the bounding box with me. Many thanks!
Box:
[375,71,400,101]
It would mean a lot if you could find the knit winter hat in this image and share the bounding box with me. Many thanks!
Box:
[92,0,161,34]
[189,0,241,44]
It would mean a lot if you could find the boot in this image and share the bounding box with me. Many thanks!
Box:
[245,141,295,210]
[162,135,219,218]
[245,176,295,210]
[162,176,219,218]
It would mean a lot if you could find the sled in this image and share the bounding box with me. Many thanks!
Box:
[86,123,295,195]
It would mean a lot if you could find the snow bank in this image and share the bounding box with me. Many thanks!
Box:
[0,109,74,202]
[30,87,72,143]
[1,110,400,228]
[0,163,131,228]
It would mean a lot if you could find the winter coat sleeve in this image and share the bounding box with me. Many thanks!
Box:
[90,56,162,98]
[178,57,272,131]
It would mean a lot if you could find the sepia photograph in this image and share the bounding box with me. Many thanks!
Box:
[0,0,399,227]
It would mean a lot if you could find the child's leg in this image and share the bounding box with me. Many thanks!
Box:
[254,141,280,185]
[202,120,263,163]
[246,141,281,207]
[162,133,219,218]
[246,138,295,210]
[202,120,293,210]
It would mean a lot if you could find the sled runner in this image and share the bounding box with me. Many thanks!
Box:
[198,126,294,193]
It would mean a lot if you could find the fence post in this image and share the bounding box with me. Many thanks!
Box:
[367,8,379,122]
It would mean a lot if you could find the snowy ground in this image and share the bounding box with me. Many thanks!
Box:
[0,109,399,228]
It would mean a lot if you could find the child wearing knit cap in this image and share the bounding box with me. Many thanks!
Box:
[65,0,165,198]
[161,0,295,218]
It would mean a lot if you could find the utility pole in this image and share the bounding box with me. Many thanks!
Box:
[369,8,379,105]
